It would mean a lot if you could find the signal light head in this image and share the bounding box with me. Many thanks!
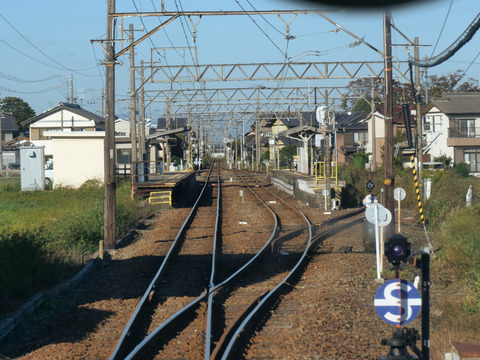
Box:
[385,234,411,265]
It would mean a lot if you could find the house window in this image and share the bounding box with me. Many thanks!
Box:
[464,149,480,173]
[117,149,132,164]
[424,115,442,132]
[354,132,368,145]
[432,115,442,133]
[458,119,476,138]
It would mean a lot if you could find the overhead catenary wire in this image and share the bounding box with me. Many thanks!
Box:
[233,0,286,58]
[244,0,285,37]
[409,11,480,68]
[430,0,453,58]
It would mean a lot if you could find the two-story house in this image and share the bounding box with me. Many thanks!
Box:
[21,102,105,159]
[335,111,369,164]
[422,92,480,175]
[1,112,20,166]
[1,112,19,144]
[365,105,416,169]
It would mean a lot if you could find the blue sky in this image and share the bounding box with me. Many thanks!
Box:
[1,0,479,121]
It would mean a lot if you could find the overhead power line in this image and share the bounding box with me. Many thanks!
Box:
[0,71,58,83]
[430,0,453,58]
[0,85,58,94]
[409,11,480,68]
[0,12,99,75]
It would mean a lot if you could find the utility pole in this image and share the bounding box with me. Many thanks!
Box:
[129,23,138,163]
[101,88,105,119]
[0,104,3,167]
[104,0,116,250]
[414,37,423,196]
[255,88,260,171]
[235,117,239,169]
[69,74,75,103]
[383,12,395,238]
[370,77,377,172]
[165,97,171,172]
[140,59,146,161]
[325,90,331,210]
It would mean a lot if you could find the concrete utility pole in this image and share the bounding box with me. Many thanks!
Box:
[104,0,116,250]
[69,74,75,103]
[414,37,423,195]
[129,23,138,163]
[0,105,3,166]
[383,12,395,238]
[325,90,331,210]
[370,78,377,172]
[255,88,260,171]
[140,60,146,160]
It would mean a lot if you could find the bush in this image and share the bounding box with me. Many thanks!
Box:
[423,173,477,225]
[432,204,480,323]
[52,200,105,252]
[454,162,471,177]
[0,230,56,301]
[352,152,369,168]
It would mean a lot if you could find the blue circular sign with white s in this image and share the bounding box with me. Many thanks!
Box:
[374,279,421,326]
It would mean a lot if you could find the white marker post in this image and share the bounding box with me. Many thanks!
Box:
[366,203,392,280]
[394,187,406,233]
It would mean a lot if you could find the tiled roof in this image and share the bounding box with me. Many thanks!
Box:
[430,92,480,114]
[1,112,19,131]
[22,102,104,126]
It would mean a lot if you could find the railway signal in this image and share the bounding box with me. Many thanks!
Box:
[375,234,431,360]
[366,180,374,193]
[384,234,411,266]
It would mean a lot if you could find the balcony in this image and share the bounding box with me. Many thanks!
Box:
[447,127,480,147]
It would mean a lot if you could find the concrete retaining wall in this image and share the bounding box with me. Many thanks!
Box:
[269,170,323,208]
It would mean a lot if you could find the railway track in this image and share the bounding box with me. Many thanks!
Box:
[108,163,366,360]
[108,161,315,359]
[1,164,371,360]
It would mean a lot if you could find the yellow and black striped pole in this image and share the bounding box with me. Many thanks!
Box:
[411,155,425,224]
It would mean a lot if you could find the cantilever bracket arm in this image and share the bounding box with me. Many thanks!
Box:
[109,14,180,61]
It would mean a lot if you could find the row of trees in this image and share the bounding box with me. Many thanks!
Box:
[341,69,480,112]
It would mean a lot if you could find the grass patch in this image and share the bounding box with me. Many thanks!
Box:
[0,179,155,318]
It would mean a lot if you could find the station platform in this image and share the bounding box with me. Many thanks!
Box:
[132,170,197,206]
[268,170,346,210]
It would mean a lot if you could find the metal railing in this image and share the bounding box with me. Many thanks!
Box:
[314,161,338,185]
[0,168,21,178]
[448,127,480,138]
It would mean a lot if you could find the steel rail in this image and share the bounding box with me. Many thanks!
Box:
[221,205,366,359]
[109,161,216,360]
[220,170,313,359]
[124,164,281,360]
[114,164,311,360]
[206,164,222,359]
[125,162,225,360]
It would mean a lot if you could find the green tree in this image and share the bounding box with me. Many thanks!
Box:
[428,70,480,98]
[279,145,297,168]
[340,78,413,111]
[0,97,35,131]
[341,70,480,112]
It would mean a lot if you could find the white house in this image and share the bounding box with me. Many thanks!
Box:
[21,102,105,159]
[422,92,480,175]
[365,105,414,169]
[46,131,105,188]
